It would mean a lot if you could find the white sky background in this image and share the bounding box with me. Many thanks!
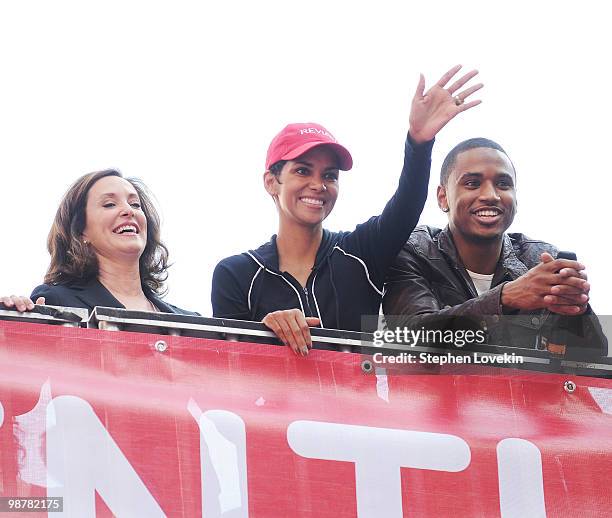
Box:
[1,1,611,321]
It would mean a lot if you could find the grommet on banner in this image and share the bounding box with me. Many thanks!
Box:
[361,359,373,373]
[564,380,576,393]
[154,340,168,352]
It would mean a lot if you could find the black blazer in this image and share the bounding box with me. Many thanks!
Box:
[31,278,199,316]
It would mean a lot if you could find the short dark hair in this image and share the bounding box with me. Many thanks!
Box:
[45,169,170,294]
[268,160,287,183]
[440,138,514,185]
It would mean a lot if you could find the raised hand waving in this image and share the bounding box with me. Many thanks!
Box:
[409,65,483,144]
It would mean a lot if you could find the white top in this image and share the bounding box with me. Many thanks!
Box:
[466,269,494,296]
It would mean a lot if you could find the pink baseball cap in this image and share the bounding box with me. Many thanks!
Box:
[265,122,353,171]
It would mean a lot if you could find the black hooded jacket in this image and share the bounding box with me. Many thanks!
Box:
[211,136,433,333]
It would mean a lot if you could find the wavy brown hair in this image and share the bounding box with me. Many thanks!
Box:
[44,169,170,294]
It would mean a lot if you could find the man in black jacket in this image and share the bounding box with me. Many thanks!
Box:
[383,138,607,358]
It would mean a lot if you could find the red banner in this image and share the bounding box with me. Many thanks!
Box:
[1,320,611,517]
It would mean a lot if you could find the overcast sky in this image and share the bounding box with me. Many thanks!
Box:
[2,1,610,326]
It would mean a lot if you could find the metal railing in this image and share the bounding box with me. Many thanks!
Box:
[1,304,611,377]
[0,305,88,327]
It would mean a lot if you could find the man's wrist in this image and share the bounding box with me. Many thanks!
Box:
[500,281,519,313]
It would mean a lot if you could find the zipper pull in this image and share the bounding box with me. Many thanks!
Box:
[303,287,308,295]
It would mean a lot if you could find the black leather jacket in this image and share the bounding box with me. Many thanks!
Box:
[383,226,607,358]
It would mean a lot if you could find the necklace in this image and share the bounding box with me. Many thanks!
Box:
[147,298,159,313]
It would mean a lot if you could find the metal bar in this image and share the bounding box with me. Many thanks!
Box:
[3,305,607,376]
[0,305,88,326]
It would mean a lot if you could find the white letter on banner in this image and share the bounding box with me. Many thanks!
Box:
[588,387,612,415]
[46,396,165,517]
[287,421,470,518]
[188,399,249,518]
[14,380,59,487]
[497,438,546,518]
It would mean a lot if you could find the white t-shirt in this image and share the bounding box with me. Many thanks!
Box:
[466,269,494,296]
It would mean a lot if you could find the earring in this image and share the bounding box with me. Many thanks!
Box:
[83,239,88,245]
[442,207,449,213]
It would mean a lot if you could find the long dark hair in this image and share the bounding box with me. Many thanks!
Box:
[44,169,170,294]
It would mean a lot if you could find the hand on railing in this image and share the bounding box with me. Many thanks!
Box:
[262,309,320,357]
[0,295,46,312]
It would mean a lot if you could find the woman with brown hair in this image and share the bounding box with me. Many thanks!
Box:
[1,169,196,314]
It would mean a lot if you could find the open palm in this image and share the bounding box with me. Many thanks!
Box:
[409,65,483,144]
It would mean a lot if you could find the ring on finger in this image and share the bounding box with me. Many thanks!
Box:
[454,95,464,106]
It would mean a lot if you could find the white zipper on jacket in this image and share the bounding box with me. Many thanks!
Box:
[310,271,324,328]
[246,252,305,315]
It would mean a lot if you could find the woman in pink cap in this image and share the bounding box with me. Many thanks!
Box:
[212,65,483,355]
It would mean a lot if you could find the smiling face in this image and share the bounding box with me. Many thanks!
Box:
[438,147,517,243]
[82,175,148,260]
[264,145,340,228]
